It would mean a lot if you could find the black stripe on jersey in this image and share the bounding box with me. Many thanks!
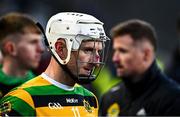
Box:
[0,83,18,98]
[32,95,97,108]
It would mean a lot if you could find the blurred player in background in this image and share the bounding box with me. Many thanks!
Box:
[0,12,44,98]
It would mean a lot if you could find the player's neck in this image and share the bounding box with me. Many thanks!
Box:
[2,57,28,77]
[44,58,75,87]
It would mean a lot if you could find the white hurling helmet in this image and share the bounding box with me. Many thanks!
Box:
[45,12,110,83]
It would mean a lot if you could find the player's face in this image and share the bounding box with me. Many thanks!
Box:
[68,40,103,77]
[112,35,145,78]
[78,41,103,76]
[15,33,44,69]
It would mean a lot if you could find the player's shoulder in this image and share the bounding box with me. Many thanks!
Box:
[19,75,50,88]
[1,86,34,106]
[0,76,49,116]
[1,75,50,104]
[0,87,35,115]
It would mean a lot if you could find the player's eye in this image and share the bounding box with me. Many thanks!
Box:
[82,48,94,54]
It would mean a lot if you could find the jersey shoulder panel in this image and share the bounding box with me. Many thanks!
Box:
[19,75,51,89]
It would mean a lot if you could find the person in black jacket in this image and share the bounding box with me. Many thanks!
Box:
[99,19,180,116]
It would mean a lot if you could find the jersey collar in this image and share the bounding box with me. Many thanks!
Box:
[41,73,75,91]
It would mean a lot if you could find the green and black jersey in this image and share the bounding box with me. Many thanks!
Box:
[0,65,35,98]
[0,73,98,116]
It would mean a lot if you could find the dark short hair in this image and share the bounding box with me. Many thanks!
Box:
[0,12,41,55]
[110,19,157,51]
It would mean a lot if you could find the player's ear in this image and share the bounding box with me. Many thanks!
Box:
[142,43,154,64]
[55,38,67,60]
[4,41,17,56]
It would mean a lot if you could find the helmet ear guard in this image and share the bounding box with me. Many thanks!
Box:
[51,37,73,64]
[36,22,72,65]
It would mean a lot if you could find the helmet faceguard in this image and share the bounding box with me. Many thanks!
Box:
[45,12,110,84]
[74,34,110,84]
